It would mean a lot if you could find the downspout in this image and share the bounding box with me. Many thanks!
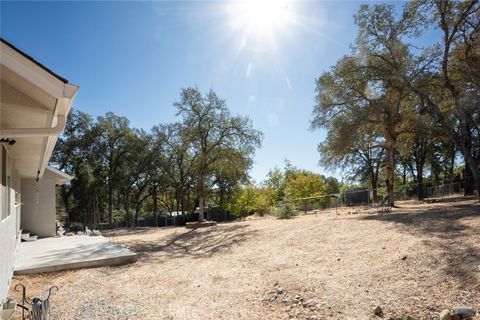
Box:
[0,115,66,138]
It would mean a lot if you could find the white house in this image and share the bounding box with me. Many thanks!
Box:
[0,39,77,304]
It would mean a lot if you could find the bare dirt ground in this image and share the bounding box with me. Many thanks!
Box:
[9,196,480,320]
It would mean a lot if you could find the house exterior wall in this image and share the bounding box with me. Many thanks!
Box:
[0,211,20,305]
[0,39,77,305]
[21,172,57,237]
[0,145,21,304]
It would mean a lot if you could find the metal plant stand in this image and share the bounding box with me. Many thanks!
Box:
[15,284,58,320]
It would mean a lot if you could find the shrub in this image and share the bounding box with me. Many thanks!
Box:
[69,222,84,232]
[274,201,296,219]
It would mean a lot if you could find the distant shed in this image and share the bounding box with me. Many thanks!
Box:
[345,188,369,206]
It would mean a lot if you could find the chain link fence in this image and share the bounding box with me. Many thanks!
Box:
[102,181,469,230]
[287,181,466,214]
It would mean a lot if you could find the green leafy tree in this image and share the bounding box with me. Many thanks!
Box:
[264,167,285,205]
[284,171,326,213]
[397,110,436,199]
[174,87,263,221]
[153,123,197,215]
[228,184,269,218]
[51,109,104,226]
[318,123,384,202]
[324,176,341,195]
[93,112,133,224]
[355,0,480,197]
[211,147,252,213]
[312,52,411,206]
[118,130,158,220]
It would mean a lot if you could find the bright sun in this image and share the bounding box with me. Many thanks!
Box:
[228,0,293,40]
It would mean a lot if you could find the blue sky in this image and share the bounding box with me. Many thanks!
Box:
[1,1,374,183]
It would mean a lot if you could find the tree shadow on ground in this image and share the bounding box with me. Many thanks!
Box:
[424,195,478,204]
[102,227,155,237]
[359,199,480,286]
[125,224,258,262]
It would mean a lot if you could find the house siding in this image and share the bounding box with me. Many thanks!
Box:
[21,175,57,237]
[0,211,20,303]
[0,145,21,303]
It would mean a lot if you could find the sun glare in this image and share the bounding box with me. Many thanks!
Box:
[224,0,302,80]
[228,0,293,41]
[241,0,289,31]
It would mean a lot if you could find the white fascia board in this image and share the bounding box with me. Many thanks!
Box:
[38,96,76,178]
[64,83,79,100]
[45,166,73,185]
[1,42,66,99]
[39,136,57,178]
[1,41,79,179]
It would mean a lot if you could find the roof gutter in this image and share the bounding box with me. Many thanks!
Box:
[0,115,66,138]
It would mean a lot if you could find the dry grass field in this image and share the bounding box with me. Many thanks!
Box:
[9,196,480,320]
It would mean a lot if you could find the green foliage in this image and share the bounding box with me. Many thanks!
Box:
[284,171,326,213]
[376,187,388,200]
[264,167,285,205]
[324,176,341,195]
[51,88,263,226]
[273,201,296,219]
[112,209,125,223]
[311,0,480,203]
[228,185,271,218]
[173,87,263,221]
[339,183,365,194]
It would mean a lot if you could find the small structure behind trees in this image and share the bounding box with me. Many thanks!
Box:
[345,188,369,207]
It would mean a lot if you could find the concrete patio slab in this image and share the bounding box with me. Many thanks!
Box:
[14,235,137,275]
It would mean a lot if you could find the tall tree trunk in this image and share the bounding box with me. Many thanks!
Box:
[198,194,205,222]
[135,203,141,223]
[219,184,226,210]
[460,141,479,198]
[61,185,72,224]
[407,81,479,199]
[187,193,193,214]
[124,192,130,216]
[464,163,475,196]
[175,190,180,215]
[94,191,99,229]
[417,169,424,201]
[108,182,113,225]
[449,148,455,192]
[152,185,158,213]
[198,153,206,222]
[371,176,378,203]
[385,142,396,207]
[415,141,426,201]
[180,191,185,215]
